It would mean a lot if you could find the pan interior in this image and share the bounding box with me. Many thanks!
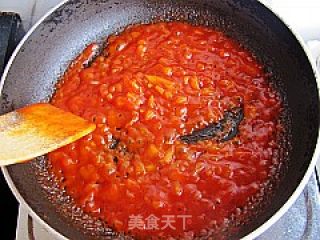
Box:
[0,0,318,239]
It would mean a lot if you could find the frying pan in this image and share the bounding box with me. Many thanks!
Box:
[1,0,319,239]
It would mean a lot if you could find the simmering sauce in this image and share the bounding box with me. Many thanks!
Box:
[49,22,282,238]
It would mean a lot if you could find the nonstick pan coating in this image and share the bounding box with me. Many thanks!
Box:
[0,0,319,239]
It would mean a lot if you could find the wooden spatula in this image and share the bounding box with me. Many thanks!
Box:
[0,103,96,166]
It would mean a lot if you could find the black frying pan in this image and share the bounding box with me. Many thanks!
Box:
[0,0,319,239]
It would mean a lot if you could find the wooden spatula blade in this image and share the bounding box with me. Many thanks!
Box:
[0,103,96,166]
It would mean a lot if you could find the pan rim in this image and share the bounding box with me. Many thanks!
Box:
[0,1,72,239]
[0,0,320,239]
[242,0,320,238]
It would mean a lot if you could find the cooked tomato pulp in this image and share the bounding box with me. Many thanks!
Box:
[49,22,282,238]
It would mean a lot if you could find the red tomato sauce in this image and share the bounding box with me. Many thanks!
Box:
[49,22,283,238]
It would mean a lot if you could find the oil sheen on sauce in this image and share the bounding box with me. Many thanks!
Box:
[48,22,283,239]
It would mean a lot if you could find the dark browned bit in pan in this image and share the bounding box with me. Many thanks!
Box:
[180,106,244,144]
